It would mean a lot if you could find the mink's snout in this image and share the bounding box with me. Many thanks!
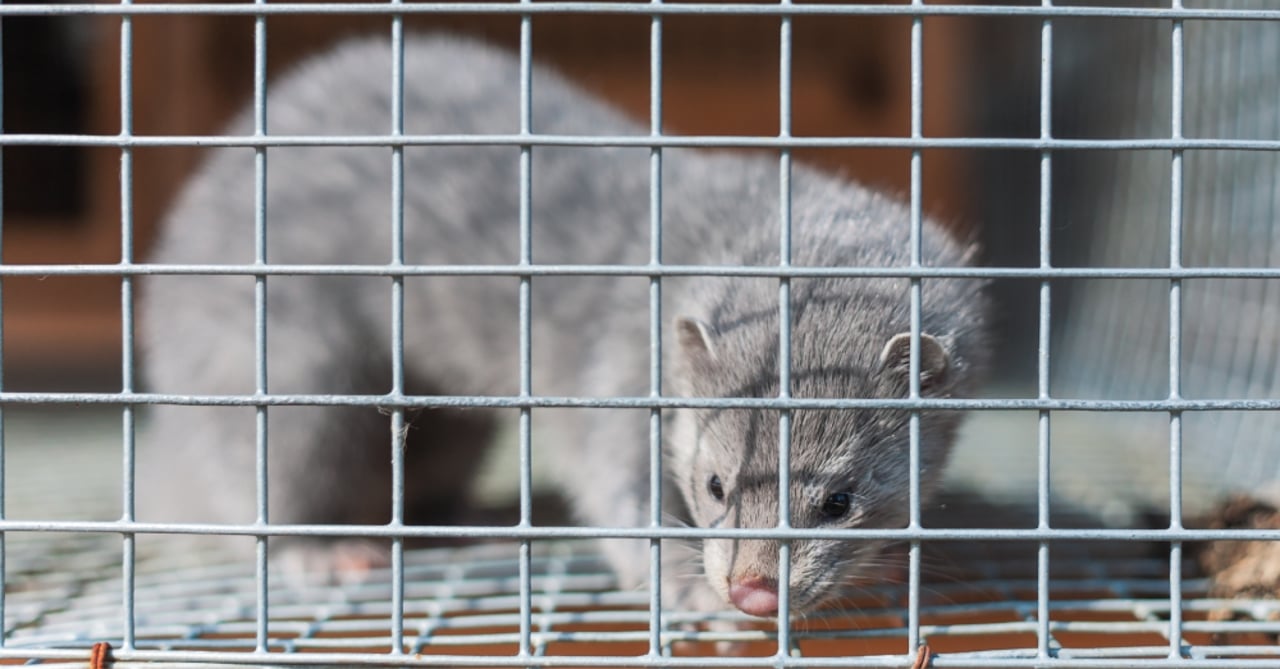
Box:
[728,573,779,617]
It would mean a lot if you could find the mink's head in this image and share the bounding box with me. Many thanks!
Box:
[666,279,978,616]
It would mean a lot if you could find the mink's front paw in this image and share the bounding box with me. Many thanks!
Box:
[663,573,769,656]
[273,539,390,589]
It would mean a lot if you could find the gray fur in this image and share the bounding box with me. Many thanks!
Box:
[140,33,990,615]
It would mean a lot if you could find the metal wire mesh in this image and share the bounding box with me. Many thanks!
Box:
[2,1,1280,667]
[4,466,1280,667]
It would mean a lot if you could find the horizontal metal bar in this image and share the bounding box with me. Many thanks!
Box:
[0,2,1278,20]
[0,647,1277,668]
[17,625,1276,654]
[3,132,1280,152]
[35,600,1271,647]
[11,262,1280,281]
[5,391,1280,412]
[1,519,1277,542]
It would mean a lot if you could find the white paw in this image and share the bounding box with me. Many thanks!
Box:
[273,539,390,589]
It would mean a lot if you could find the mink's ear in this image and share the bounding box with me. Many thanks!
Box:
[878,332,950,392]
[673,317,718,396]
[674,317,717,366]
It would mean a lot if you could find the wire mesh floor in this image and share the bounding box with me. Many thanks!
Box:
[4,409,1280,667]
[6,535,1280,667]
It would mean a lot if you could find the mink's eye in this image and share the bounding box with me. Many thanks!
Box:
[819,492,852,520]
[707,475,725,501]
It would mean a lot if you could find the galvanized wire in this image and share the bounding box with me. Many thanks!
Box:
[4,2,1280,668]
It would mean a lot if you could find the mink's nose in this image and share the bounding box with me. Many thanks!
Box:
[728,574,779,617]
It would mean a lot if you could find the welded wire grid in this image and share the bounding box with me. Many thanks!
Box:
[2,1,1280,668]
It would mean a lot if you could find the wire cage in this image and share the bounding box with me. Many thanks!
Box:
[4,1,1280,668]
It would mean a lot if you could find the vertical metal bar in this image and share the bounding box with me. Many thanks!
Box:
[388,13,408,658]
[1036,6,1053,662]
[776,3,794,657]
[517,9,535,660]
[251,0,270,653]
[118,2,137,652]
[1167,2,1186,660]
[646,3,665,659]
[0,6,5,646]
[906,1,924,659]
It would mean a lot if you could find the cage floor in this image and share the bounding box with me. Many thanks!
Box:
[5,534,1280,667]
[4,409,1280,667]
